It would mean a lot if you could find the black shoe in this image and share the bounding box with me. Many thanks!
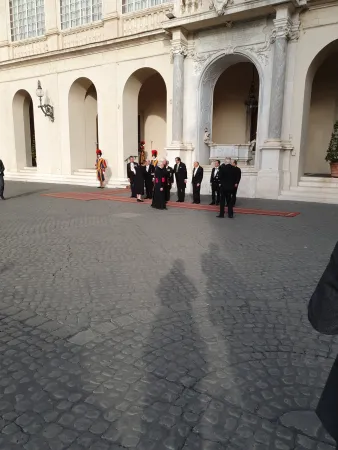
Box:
[228,215,233,218]
[137,199,143,202]
[216,202,219,206]
[216,215,224,218]
[209,202,215,205]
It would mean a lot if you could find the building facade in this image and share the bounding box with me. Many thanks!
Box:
[1,0,338,202]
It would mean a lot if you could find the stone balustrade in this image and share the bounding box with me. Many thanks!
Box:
[122,3,174,36]
[209,144,254,165]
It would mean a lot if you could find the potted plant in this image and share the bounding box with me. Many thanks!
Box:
[326,120,338,177]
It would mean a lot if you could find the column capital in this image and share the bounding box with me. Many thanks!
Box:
[170,40,188,57]
[270,17,293,43]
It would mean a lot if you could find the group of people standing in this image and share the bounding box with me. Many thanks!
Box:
[127,154,175,210]
[126,153,241,217]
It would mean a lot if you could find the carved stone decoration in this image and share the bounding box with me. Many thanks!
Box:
[181,0,200,14]
[193,51,217,75]
[270,17,292,43]
[62,24,104,49]
[204,128,212,145]
[12,37,48,58]
[290,20,301,41]
[209,0,231,15]
[186,43,195,59]
[193,48,234,75]
[244,39,271,66]
[170,40,188,62]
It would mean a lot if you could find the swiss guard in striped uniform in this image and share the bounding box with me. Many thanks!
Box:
[95,149,107,189]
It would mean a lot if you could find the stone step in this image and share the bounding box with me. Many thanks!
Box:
[292,185,338,194]
[299,176,338,187]
[74,168,96,174]
[6,171,129,189]
[20,167,37,172]
[279,188,338,204]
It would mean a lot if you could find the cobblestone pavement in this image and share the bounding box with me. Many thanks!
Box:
[1,181,338,450]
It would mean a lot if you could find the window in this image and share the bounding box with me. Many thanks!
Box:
[9,0,45,42]
[122,0,172,14]
[60,0,102,30]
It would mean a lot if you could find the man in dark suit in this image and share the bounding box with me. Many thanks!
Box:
[192,161,203,204]
[127,156,138,198]
[173,157,187,202]
[217,157,238,219]
[210,160,220,205]
[144,160,154,199]
[164,159,174,203]
[232,160,242,207]
[0,159,5,200]
[308,242,338,445]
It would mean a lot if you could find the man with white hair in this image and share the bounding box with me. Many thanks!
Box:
[217,157,238,219]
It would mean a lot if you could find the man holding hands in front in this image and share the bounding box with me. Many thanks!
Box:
[173,157,187,203]
[217,157,238,219]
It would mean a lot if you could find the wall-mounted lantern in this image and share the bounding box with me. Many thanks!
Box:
[36,80,54,122]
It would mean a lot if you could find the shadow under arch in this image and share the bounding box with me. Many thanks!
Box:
[298,39,338,179]
[196,50,265,166]
[13,89,37,170]
[122,67,167,164]
[68,77,98,172]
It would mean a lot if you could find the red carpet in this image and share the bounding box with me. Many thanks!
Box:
[43,191,300,218]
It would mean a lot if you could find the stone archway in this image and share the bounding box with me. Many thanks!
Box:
[13,90,37,170]
[301,41,338,176]
[197,52,263,165]
[69,78,98,172]
[123,68,167,163]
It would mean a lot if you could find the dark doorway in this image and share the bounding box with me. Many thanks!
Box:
[29,100,37,167]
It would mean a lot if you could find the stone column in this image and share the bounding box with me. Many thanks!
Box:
[44,0,59,51]
[256,5,293,199]
[166,30,190,170]
[268,13,292,140]
[0,0,9,62]
[171,42,186,144]
[166,31,193,192]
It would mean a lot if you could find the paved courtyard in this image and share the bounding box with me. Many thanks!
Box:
[1,181,338,450]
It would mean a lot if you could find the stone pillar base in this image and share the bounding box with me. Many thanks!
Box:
[165,143,194,194]
[256,140,284,199]
[165,143,193,167]
[257,139,294,198]
[256,170,282,199]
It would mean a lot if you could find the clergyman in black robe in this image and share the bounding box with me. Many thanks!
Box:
[151,162,166,210]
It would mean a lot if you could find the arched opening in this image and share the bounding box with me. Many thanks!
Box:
[213,62,259,145]
[13,90,37,169]
[69,78,98,172]
[198,54,261,165]
[303,42,338,176]
[123,69,167,164]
